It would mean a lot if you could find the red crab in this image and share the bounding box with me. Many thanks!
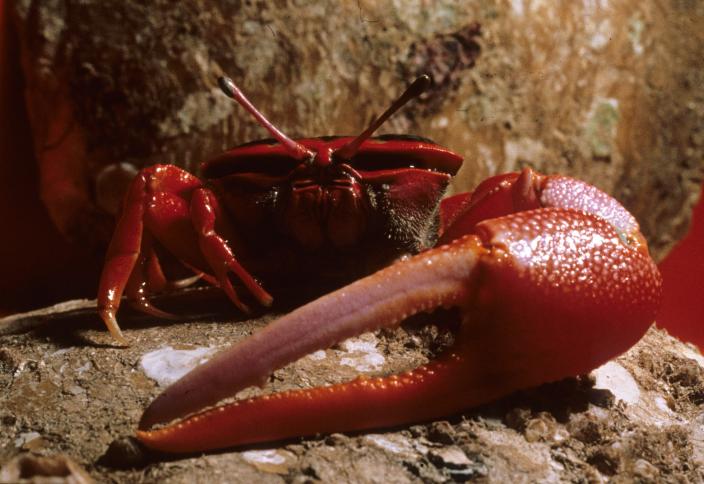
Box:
[97,75,462,344]
[97,76,661,453]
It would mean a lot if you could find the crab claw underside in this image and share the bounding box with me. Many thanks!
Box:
[137,208,660,453]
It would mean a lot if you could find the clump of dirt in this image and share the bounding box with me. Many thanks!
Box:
[636,347,704,409]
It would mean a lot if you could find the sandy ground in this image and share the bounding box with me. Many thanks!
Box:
[1,289,703,483]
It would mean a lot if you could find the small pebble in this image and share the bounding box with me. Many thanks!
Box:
[0,454,92,482]
[428,447,471,469]
[242,449,296,474]
[504,407,531,431]
[1,414,16,426]
[524,412,558,443]
[99,437,148,469]
[632,458,659,480]
[324,433,349,446]
[427,421,455,445]
[67,385,86,396]
[14,431,41,449]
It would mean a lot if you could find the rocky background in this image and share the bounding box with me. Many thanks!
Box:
[11,0,704,260]
[2,0,704,482]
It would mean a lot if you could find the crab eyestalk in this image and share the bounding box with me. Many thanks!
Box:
[218,76,314,162]
[334,75,432,161]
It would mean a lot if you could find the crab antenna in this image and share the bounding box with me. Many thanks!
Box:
[335,75,431,161]
[218,76,313,161]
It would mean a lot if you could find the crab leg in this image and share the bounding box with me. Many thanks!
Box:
[98,171,153,344]
[98,165,274,344]
[137,205,661,453]
[190,188,273,311]
[123,233,179,320]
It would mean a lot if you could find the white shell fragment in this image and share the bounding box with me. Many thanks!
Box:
[141,346,219,387]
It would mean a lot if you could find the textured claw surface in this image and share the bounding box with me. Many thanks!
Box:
[138,353,472,453]
[470,208,661,384]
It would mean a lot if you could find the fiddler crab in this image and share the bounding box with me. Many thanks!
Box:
[96,75,661,453]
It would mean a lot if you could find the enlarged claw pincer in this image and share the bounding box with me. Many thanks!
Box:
[136,172,661,453]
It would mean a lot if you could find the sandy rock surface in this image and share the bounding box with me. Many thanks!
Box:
[0,293,703,483]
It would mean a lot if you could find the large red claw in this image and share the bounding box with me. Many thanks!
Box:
[137,205,661,453]
[138,235,482,430]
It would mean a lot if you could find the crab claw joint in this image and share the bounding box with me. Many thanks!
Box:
[137,207,661,453]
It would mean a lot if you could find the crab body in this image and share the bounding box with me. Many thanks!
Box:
[97,76,465,343]
[97,137,461,342]
[201,135,461,283]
